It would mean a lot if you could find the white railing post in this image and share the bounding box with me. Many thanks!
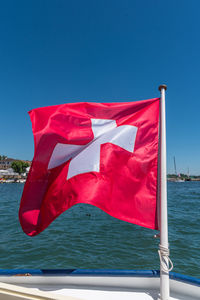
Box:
[158,84,170,300]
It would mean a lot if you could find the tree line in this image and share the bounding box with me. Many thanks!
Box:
[11,161,29,174]
[0,155,29,175]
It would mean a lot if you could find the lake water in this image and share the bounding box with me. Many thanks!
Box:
[0,182,199,278]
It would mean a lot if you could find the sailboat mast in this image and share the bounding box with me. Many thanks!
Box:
[174,156,177,175]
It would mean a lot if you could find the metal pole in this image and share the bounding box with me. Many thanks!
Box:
[158,84,169,300]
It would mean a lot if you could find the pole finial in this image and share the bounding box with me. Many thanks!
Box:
[158,84,167,91]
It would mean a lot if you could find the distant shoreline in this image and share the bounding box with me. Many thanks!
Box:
[167,178,200,182]
[1,177,200,184]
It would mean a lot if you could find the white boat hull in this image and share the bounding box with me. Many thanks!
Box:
[0,270,199,300]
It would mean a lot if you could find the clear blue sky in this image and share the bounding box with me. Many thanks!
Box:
[0,0,199,175]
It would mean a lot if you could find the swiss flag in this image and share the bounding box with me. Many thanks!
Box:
[19,98,160,236]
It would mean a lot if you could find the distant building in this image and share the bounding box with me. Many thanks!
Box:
[0,158,31,170]
[0,168,19,177]
[0,158,15,170]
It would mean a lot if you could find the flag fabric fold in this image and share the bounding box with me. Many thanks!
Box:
[19,98,160,236]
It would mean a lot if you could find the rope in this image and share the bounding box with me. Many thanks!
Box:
[158,244,174,272]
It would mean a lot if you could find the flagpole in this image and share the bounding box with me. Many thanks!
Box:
[158,84,170,300]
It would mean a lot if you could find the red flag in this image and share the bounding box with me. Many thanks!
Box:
[19,98,160,236]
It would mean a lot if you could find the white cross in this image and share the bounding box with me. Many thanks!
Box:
[48,119,138,180]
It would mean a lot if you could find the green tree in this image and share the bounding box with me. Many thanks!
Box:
[0,155,7,160]
[11,161,29,174]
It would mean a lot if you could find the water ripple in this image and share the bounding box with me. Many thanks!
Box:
[0,182,199,278]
